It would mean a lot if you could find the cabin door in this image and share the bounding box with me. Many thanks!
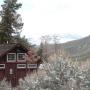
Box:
[6,63,17,87]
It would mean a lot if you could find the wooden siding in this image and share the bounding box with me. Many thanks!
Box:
[0,44,41,87]
[0,70,5,80]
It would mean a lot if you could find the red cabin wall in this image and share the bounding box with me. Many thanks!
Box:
[0,45,41,87]
[17,69,27,79]
[0,70,5,80]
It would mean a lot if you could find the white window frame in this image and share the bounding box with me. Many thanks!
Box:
[0,64,5,69]
[7,53,16,62]
[17,64,26,69]
[27,64,37,69]
[17,53,26,62]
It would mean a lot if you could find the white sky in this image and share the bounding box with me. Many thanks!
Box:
[1,0,90,44]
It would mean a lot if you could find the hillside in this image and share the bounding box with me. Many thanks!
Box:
[61,35,90,60]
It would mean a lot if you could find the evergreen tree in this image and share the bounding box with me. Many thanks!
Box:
[37,42,43,57]
[0,0,23,44]
[14,35,31,48]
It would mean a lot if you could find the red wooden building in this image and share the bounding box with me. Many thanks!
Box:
[0,43,41,87]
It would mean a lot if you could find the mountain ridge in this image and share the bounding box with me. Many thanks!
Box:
[61,35,90,60]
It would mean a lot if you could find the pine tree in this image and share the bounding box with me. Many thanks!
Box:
[37,42,43,57]
[0,0,23,44]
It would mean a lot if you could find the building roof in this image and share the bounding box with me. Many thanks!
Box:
[0,43,28,57]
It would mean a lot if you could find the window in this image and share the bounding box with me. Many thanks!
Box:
[17,64,26,69]
[17,53,26,62]
[7,53,16,62]
[27,64,37,69]
[10,68,13,74]
[0,64,5,69]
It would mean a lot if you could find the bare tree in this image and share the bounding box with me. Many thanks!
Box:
[52,34,61,57]
[40,35,51,62]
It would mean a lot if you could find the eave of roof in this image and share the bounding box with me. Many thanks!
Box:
[0,43,29,57]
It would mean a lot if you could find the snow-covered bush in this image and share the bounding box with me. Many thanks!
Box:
[0,78,13,90]
[18,57,88,90]
[81,69,90,90]
[0,57,89,90]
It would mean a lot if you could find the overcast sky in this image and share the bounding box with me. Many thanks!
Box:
[0,0,90,44]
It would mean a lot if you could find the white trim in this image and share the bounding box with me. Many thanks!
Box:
[17,53,26,62]
[27,64,37,69]
[7,53,16,62]
[0,64,5,69]
[17,64,26,69]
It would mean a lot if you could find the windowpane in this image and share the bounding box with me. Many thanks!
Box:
[10,68,13,74]
[18,53,25,61]
[17,64,26,69]
[0,64,5,69]
[8,53,16,61]
[28,64,37,68]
